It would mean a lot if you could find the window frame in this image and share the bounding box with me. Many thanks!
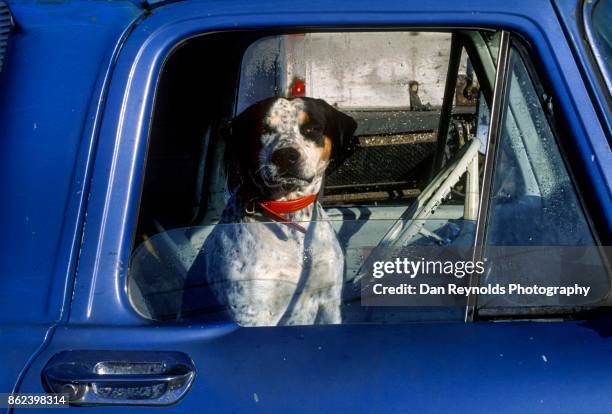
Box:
[129,29,607,323]
[129,28,503,323]
[68,4,610,327]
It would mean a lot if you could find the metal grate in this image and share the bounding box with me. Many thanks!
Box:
[325,133,436,191]
[0,2,13,75]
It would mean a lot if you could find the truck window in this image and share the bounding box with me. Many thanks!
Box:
[478,44,609,317]
[127,30,606,326]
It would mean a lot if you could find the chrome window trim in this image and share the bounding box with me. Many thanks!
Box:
[583,0,612,94]
[465,30,511,322]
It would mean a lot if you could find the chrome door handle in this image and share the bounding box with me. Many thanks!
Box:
[42,350,195,406]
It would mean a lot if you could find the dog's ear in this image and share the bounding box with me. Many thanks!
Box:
[221,110,257,191]
[223,98,276,142]
[222,99,275,190]
[222,102,265,158]
[315,99,358,168]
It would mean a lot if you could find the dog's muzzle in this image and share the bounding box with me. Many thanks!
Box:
[270,147,313,183]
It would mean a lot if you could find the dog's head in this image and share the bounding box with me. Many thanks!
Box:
[223,97,357,200]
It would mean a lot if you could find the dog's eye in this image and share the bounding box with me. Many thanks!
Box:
[302,125,322,137]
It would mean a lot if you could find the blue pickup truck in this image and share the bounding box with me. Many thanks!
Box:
[1,0,611,412]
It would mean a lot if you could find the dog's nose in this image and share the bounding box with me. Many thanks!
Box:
[271,147,301,173]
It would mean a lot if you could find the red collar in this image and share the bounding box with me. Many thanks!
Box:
[256,193,318,234]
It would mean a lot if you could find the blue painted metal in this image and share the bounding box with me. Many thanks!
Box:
[0,0,142,399]
[16,322,612,412]
[1,0,610,412]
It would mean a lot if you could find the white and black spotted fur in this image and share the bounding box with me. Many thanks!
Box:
[193,97,357,326]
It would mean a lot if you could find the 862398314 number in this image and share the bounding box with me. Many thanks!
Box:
[1,393,69,408]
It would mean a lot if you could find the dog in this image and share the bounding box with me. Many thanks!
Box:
[193,97,357,326]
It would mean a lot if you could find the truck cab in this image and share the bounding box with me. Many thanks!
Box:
[1,0,611,412]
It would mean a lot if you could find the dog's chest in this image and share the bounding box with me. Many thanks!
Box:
[202,201,343,326]
[206,204,340,285]
[227,207,340,285]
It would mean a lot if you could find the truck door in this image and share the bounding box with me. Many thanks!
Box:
[11,1,612,413]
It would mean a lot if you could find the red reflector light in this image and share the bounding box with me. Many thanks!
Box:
[291,79,305,97]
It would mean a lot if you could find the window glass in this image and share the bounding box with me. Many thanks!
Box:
[478,48,609,314]
[486,50,595,246]
[129,31,495,325]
